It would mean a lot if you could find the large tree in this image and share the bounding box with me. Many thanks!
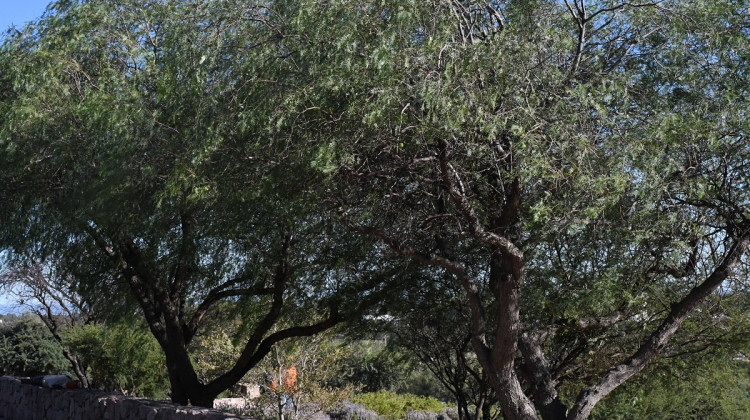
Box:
[262,1,750,419]
[2,0,749,417]
[0,0,392,407]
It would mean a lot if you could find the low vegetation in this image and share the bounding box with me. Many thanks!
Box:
[351,391,451,420]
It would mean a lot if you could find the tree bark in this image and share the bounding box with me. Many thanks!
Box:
[436,141,538,420]
[519,331,567,420]
[479,252,537,420]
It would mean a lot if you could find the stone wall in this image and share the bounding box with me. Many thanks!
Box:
[0,377,249,420]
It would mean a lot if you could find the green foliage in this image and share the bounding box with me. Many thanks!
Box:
[592,359,750,420]
[351,391,450,420]
[243,333,361,419]
[2,0,750,415]
[379,272,495,415]
[0,0,393,404]
[64,322,169,399]
[393,367,453,403]
[189,328,240,386]
[337,339,415,394]
[0,316,70,377]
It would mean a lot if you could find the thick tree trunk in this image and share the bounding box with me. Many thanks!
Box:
[161,322,220,407]
[459,251,537,420]
[191,391,219,409]
[437,143,538,420]
[485,252,538,420]
[167,368,189,406]
[519,331,567,420]
[164,353,219,407]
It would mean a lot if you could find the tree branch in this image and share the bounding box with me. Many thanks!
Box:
[437,138,523,261]
[226,232,294,373]
[171,211,196,310]
[185,280,274,342]
[567,232,750,420]
[343,220,492,360]
[81,223,168,344]
[519,331,567,420]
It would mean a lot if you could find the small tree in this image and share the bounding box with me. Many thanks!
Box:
[0,263,93,387]
[270,362,298,420]
[246,333,360,420]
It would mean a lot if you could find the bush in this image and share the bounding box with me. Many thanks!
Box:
[64,322,169,398]
[351,391,450,420]
[336,339,414,393]
[0,317,70,377]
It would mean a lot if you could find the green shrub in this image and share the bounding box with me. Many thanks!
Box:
[351,390,449,420]
[337,339,415,393]
[0,317,70,377]
[64,322,169,399]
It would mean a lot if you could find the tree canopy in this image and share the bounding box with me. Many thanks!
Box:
[0,0,395,406]
[1,0,749,418]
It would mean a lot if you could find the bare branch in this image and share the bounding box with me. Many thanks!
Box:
[185,280,274,342]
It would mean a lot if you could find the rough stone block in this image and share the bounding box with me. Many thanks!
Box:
[0,376,252,420]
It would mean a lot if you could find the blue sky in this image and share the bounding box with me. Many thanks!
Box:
[1,0,55,34]
[0,2,53,312]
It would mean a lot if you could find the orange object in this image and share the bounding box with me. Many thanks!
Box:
[270,365,298,393]
[284,366,298,392]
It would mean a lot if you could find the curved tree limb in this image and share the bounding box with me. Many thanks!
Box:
[567,232,750,420]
